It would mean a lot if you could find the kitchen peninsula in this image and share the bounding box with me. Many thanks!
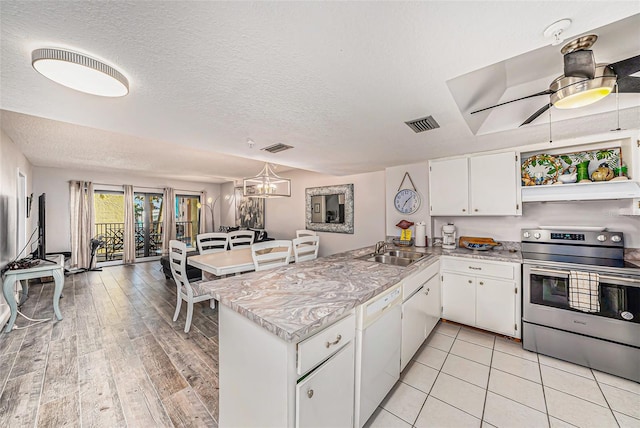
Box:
[200,243,521,427]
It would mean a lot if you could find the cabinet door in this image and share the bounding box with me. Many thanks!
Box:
[469,151,520,215]
[476,277,516,336]
[429,158,469,215]
[296,341,355,428]
[423,271,441,335]
[441,272,475,326]
[401,286,430,371]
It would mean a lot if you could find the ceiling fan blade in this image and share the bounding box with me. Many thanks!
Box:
[520,103,552,127]
[617,76,640,93]
[608,55,640,78]
[470,89,554,114]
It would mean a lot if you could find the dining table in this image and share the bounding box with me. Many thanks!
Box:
[187,247,257,279]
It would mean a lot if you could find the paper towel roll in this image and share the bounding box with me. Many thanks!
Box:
[415,223,427,247]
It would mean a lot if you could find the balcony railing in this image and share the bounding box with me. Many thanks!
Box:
[95,221,194,262]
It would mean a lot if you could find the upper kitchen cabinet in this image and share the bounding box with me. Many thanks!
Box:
[429,151,521,216]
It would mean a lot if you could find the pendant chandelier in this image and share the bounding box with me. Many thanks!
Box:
[243,163,291,198]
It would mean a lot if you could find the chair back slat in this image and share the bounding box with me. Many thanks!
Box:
[296,229,317,238]
[228,230,255,249]
[251,240,292,271]
[292,236,320,263]
[197,232,229,254]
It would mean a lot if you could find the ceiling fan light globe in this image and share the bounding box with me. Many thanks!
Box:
[550,64,616,109]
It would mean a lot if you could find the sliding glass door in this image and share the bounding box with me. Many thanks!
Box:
[175,194,200,248]
[134,192,163,259]
[94,190,125,263]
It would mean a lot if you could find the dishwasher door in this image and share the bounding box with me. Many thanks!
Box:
[355,286,402,428]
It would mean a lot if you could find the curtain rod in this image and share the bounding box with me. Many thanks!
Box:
[73,181,208,193]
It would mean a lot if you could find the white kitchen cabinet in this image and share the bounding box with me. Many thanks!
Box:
[476,277,517,335]
[296,342,355,428]
[429,151,521,216]
[401,261,441,371]
[429,157,469,215]
[470,151,520,215]
[441,271,476,327]
[440,257,521,338]
[219,305,355,427]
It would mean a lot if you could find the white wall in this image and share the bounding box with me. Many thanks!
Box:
[385,161,430,240]
[224,169,386,257]
[1,129,34,326]
[32,167,221,253]
[432,199,640,248]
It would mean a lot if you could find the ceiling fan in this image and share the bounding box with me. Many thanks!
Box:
[470,34,640,126]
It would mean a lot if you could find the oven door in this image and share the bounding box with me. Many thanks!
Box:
[523,263,640,347]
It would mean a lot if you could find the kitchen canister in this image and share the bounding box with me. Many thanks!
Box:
[415,222,427,247]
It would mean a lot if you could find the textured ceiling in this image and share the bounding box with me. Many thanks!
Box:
[1,1,639,181]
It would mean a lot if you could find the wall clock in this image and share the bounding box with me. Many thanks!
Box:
[394,172,421,214]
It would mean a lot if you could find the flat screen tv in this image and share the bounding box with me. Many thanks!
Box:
[35,193,46,260]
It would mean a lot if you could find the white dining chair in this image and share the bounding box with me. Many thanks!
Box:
[296,229,317,238]
[292,236,320,263]
[169,240,215,333]
[251,240,293,272]
[196,232,229,254]
[228,230,255,249]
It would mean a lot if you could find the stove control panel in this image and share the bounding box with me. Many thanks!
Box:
[521,229,624,247]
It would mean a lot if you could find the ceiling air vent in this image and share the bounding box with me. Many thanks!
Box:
[405,115,440,133]
[261,143,294,153]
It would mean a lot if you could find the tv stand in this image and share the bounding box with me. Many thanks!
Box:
[2,254,64,332]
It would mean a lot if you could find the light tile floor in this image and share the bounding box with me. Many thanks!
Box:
[365,321,640,428]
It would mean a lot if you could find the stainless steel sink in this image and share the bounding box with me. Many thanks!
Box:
[383,250,424,261]
[357,250,426,267]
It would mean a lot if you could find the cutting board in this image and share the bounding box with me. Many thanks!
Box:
[458,236,501,250]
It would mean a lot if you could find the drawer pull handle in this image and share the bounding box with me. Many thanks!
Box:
[479,281,484,285]
[307,389,314,398]
[425,288,430,295]
[468,280,473,284]
[325,334,342,348]
[468,266,482,270]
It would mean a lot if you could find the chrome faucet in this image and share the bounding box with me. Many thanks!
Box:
[374,241,388,255]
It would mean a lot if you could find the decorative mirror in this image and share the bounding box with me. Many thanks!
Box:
[305,184,354,234]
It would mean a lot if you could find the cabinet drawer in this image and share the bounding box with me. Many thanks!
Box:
[297,314,355,376]
[441,258,515,280]
[403,260,440,299]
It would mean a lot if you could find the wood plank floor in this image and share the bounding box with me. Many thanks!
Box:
[0,262,220,427]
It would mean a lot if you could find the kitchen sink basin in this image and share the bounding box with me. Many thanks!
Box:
[383,250,424,261]
[357,250,426,267]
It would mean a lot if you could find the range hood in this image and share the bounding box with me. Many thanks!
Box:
[522,180,640,202]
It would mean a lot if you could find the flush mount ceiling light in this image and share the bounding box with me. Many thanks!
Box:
[243,163,291,198]
[31,48,129,97]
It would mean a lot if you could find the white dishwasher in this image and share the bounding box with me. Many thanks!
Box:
[354,283,402,428]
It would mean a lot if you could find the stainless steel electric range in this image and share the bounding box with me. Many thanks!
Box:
[521,228,640,382]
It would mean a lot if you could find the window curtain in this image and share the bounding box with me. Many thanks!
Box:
[161,187,176,255]
[199,191,207,234]
[123,185,135,264]
[69,181,95,269]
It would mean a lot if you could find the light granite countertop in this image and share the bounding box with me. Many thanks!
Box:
[199,244,521,343]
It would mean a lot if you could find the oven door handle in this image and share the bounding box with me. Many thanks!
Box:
[529,267,569,277]
[529,267,640,286]
[600,275,640,286]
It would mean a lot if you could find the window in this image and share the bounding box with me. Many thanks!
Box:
[175,194,200,248]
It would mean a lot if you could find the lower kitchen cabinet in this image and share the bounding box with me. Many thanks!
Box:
[296,342,355,428]
[441,257,521,338]
[401,260,441,370]
[218,305,356,427]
